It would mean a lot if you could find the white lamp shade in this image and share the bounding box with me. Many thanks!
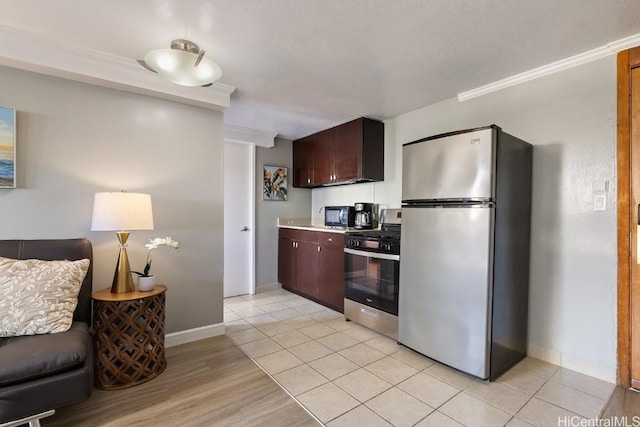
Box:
[144,48,222,87]
[91,192,154,231]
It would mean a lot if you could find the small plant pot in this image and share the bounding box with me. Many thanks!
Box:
[137,275,156,292]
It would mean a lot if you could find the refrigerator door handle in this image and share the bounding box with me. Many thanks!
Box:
[403,202,494,209]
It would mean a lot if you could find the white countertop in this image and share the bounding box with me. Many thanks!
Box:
[277,218,357,233]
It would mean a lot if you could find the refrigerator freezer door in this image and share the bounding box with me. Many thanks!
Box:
[398,205,494,379]
[402,128,496,202]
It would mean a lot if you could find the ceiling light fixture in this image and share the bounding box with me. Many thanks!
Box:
[139,39,222,87]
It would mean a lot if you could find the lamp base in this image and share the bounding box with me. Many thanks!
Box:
[111,231,135,293]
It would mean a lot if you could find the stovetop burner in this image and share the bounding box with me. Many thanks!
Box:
[348,229,400,239]
[345,223,401,255]
[348,223,401,239]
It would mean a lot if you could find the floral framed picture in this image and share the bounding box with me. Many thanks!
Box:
[0,106,16,189]
[263,165,288,201]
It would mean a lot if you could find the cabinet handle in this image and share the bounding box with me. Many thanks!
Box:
[317,246,321,252]
[328,237,333,242]
[307,178,311,184]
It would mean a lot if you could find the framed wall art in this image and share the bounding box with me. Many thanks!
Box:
[263,165,288,201]
[0,106,16,189]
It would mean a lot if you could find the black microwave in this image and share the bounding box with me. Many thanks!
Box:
[324,206,355,228]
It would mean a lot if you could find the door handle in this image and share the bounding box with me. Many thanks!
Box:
[240,226,249,232]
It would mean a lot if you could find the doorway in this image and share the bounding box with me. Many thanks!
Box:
[223,141,255,297]
[617,46,640,387]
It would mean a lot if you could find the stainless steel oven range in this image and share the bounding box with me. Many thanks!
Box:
[344,208,401,339]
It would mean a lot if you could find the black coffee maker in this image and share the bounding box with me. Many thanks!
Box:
[354,202,376,229]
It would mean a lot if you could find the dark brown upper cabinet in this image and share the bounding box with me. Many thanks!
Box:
[293,117,384,188]
[293,135,313,187]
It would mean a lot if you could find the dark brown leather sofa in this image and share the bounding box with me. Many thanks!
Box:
[0,239,94,424]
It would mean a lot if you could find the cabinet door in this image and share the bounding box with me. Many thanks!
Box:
[278,237,297,291]
[311,129,333,185]
[293,137,313,187]
[317,242,345,312]
[333,118,363,182]
[361,118,385,182]
[296,241,318,297]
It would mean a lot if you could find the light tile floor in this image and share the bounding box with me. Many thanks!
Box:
[224,289,616,426]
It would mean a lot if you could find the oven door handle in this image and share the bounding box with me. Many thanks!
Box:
[344,248,400,261]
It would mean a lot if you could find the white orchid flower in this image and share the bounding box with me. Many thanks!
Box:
[165,237,180,249]
[134,236,181,278]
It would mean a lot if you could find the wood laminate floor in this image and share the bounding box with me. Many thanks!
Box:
[46,335,320,427]
[601,386,640,418]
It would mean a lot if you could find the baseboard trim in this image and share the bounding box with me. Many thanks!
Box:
[256,282,282,293]
[527,343,562,366]
[527,342,616,383]
[165,323,225,348]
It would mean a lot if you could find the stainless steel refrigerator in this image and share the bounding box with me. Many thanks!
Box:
[398,125,532,380]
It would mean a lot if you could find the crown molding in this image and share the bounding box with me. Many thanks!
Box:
[607,32,640,52]
[224,124,278,148]
[0,24,235,111]
[458,33,640,102]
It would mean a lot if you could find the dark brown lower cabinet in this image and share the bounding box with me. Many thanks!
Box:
[316,232,345,312]
[278,228,345,312]
[278,236,297,291]
[296,240,319,297]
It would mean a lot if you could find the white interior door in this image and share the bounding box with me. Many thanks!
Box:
[224,141,255,297]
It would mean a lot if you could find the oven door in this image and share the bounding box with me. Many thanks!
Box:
[344,248,399,315]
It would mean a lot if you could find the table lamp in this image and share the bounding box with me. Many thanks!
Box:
[91,191,154,293]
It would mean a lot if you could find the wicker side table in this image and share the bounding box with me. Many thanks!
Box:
[92,285,167,390]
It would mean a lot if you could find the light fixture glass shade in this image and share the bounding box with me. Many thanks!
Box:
[91,192,154,231]
[144,47,222,87]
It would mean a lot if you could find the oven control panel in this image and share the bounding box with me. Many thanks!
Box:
[345,237,400,255]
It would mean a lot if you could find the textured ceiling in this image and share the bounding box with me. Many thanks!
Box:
[1,0,640,139]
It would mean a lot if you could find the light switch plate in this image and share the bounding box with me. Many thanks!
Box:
[592,180,609,193]
[594,194,607,211]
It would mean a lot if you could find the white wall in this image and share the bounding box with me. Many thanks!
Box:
[312,57,618,381]
[0,65,225,334]
[255,138,312,289]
